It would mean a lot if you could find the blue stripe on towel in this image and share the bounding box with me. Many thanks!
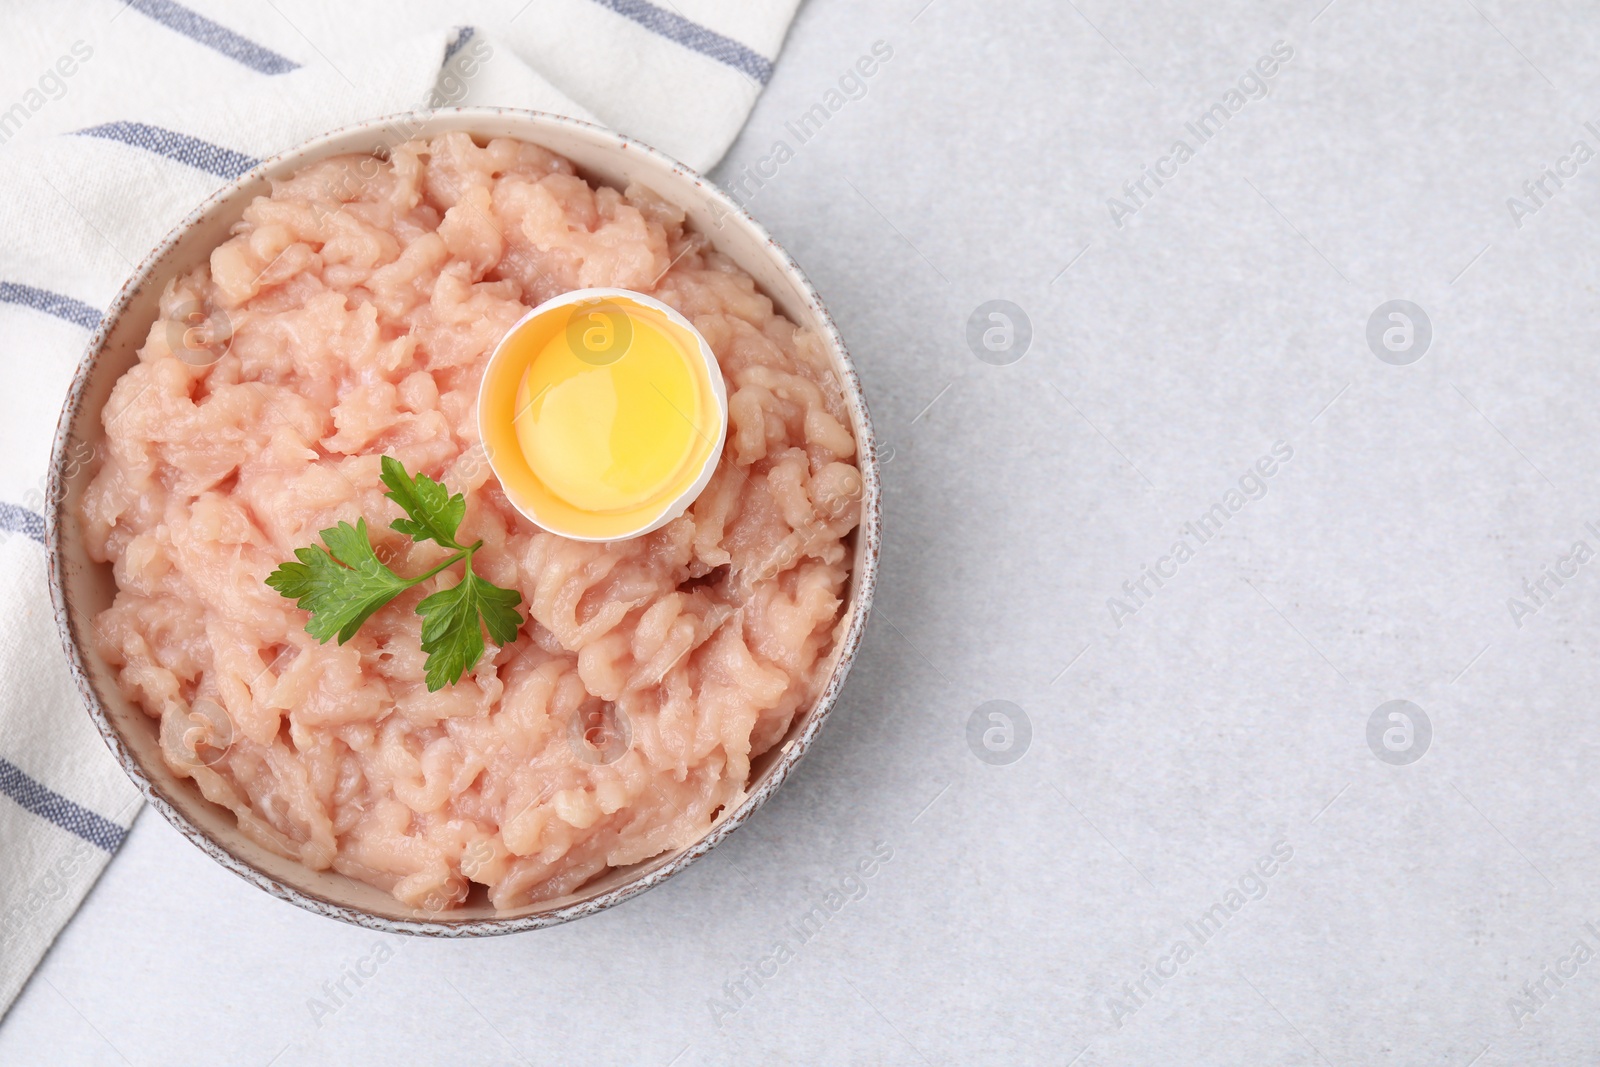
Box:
[126,0,300,75]
[0,759,127,853]
[0,504,45,546]
[73,122,260,179]
[589,0,774,84]
[444,25,476,62]
[0,282,102,331]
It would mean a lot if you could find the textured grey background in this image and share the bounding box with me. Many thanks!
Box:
[8,0,1600,1063]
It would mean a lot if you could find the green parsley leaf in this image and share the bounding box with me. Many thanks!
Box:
[264,518,412,644]
[268,458,525,688]
[380,455,466,551]
[416,570,523,691]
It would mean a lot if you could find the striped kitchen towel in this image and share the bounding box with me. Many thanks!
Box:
[0,0,798,1018]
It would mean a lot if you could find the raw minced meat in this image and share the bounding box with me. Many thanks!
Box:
[81,132,860,910]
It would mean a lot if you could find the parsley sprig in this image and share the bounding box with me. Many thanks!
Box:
[265,457,523,691]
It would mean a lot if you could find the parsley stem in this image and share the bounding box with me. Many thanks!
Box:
[405,540,484,588]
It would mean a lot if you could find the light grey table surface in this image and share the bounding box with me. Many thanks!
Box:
[8,0,1600,1063]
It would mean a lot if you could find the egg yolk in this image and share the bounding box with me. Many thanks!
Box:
[511,305,707,515]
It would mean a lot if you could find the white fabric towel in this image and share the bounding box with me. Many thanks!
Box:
[0,0,796,1018]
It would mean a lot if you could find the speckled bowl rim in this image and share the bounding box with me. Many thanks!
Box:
[46,107,880,936]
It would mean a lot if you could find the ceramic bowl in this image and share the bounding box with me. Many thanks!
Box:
[46,107,880,935]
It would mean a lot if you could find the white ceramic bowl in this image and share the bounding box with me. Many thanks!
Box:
[47,108,880,935]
